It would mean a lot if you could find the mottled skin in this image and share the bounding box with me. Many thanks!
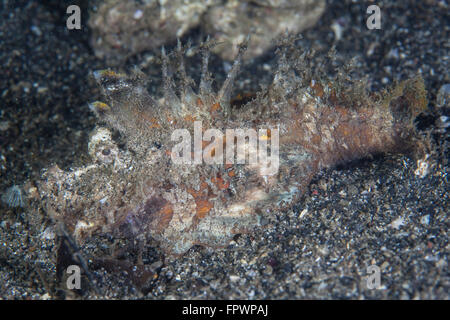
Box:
[36,40,427,255]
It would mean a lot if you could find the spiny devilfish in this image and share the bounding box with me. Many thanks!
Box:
[36,38,428,255]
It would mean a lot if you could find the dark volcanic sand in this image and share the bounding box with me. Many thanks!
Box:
[0,0,448,299]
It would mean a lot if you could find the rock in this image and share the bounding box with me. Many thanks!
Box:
[88,0,325,64]
[204,0,326,60]
[88,0,217,65]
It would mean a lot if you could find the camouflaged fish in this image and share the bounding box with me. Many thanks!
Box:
[36,39,428,255]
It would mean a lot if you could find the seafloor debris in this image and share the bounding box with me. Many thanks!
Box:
[436,83,450,108]
[35,39,428,255]
[2,185,24,208]
[88,0,325,64]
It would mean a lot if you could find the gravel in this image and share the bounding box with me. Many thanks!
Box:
[0,0,448,299]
